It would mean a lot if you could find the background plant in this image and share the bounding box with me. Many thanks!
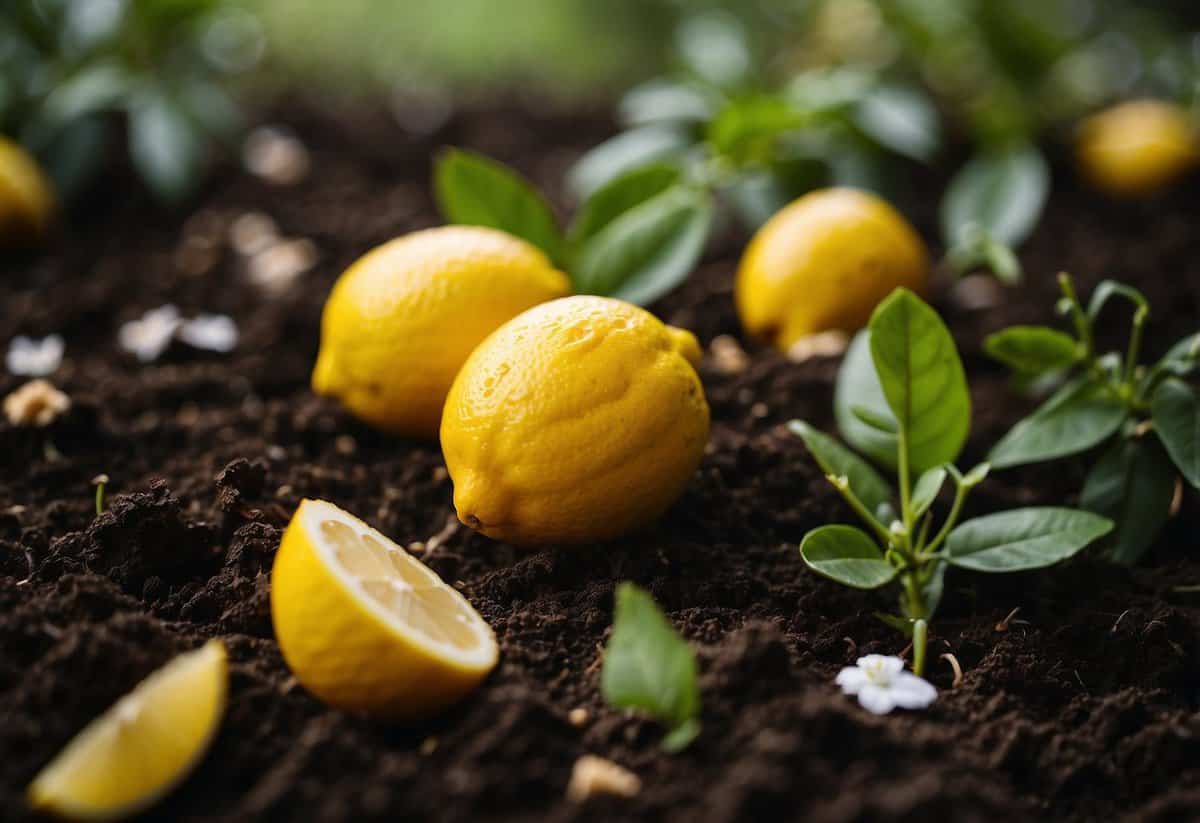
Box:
[986,274,1200,564]
[793,288,1112,674]
[0,0,262,202]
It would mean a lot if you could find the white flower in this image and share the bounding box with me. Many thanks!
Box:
[119,305,182,362]
[836,654,937,715]
[178,314,238,353]
[6,335,64,376]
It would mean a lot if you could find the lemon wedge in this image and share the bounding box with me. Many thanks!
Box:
[270,499,499,719]
[27,639,228,821]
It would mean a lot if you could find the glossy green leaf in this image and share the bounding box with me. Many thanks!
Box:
[572,185,712,306]
[708,95,806,160]
[567,126,693,199]
[1152,378,1200,488]
[984,325,1079,374]
[911,466,947,520]
[127,90,206,203]
[989,379,1127,469]
[602,583,700,750]
[567,163,681,248]
[800,526,897,589]
[788,420,895,516]
[835,331,898,469]
[1081,436,1177,565]
[946,507,1112,572]
[853,83,941,162]
[850,404,898,433]
[434,148,563,263]
[868,289,971,474]
[619,79,714,127]
[941,143,1048,249]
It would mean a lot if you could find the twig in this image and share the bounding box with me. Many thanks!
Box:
[940,653,964,688]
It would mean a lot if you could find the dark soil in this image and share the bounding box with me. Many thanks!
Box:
[1,101,1198,823]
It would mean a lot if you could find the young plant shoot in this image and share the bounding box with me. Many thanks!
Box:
[986,274,1200,564]
[601,583,701,753]
[794,289,1113,675]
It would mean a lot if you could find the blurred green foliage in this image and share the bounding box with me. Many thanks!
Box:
[0,0,262,201]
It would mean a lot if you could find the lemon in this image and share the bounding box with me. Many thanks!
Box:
[27,640,227,821]
[441,295,709,547]
[735,187,929,350]
[270,499,498,718]
[0,136,54,244]
[1076,99,1199,198]
[312,226,572,438]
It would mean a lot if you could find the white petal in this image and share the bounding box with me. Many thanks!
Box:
[836,667,870,694]
[889,673,937,709]
[855,684,897,715]
[178,315,238,352]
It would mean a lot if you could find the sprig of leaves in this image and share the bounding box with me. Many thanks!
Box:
[795,288,1112,674]
[986,274,1200,564]
[601,583,701,753]
[434,148,712,306]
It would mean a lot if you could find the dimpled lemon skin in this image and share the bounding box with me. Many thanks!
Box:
[441,295,710,547]
[735,187,929,350]
[0,136,53,244]
[270,500,498,719]
[312,226,571,438]
[1076,100,1199,198]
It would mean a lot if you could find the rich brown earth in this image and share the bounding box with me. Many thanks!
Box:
[1,102,1198,822]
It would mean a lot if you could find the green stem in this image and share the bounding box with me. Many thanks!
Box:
[826,475,892,544]
[897,427,913,537]
[922,481,969,557]
[1058,273,1094,361]
[95,482,106,516]
[912,619,928,677]
[1123,306,1148,388]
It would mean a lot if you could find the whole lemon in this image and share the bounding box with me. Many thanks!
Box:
[441,295,709,547]
[735,187,928,350]
[312,226,571,438]
[0,136,54,244]
[1076,99,1199,198]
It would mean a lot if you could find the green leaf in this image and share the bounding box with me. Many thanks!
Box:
[572,185,712,306]
[946,507,1113,572]
[853,84,941,163]
[708,95,806,160]
[984,326,1079,374]
[567,126,693,199]
[799,526,897,589]
[1152,378,1200,488]
[850,404,898,433]
[434,148,563,263]
[127,89,206,203]
[835,331,898,469]
[601,583,700,749]
[1081,436,1177,565]
[618,79,714,127]
[788,420,895,516]
[1087,280,1148,321]
[567,163,681,249]
[911,466,947,520]
[675,10,752,88]
[41,62,131,124]
[1159,333,1199,376]
[989,379,1127,469]
[868,289,971,474]
[941,143,1048,249]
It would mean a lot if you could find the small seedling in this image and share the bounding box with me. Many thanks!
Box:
[794,289,1112,674]
[92,474,109,516]
[600,583,700,752]
[986,274,1200,564]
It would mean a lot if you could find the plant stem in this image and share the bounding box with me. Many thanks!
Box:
[897,427,913,537]
[826,475,892,544]
[95,482,106,516]
[1123,306,1148,388]
[922,481,969,557]
[1057,273,1094,361]
[912,619,928,676]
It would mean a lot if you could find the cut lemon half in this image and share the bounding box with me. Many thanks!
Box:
[270,499,499,719]
[27,639,228,821]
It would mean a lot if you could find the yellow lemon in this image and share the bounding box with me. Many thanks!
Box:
[270,499,498,719]
[1076,99,1199,198]
[735,187,929,350]
[0,136,54,244]
[441,295,709,547]
[312,226,571,438]
[27,640,227,821]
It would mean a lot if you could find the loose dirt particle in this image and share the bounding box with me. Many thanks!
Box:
[786,330,848,362]
[567,707,589,727]
[566,756,641,802]
[709,334,750,374]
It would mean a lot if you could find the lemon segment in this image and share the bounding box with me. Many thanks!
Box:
[312,226,572,438]
[735,187,928,350]
[27,639,228,821]
[270,499,498,719]
[441,295,710,547]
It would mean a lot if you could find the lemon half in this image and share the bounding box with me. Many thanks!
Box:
[270,499,499,719]
[27,639,228,821]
